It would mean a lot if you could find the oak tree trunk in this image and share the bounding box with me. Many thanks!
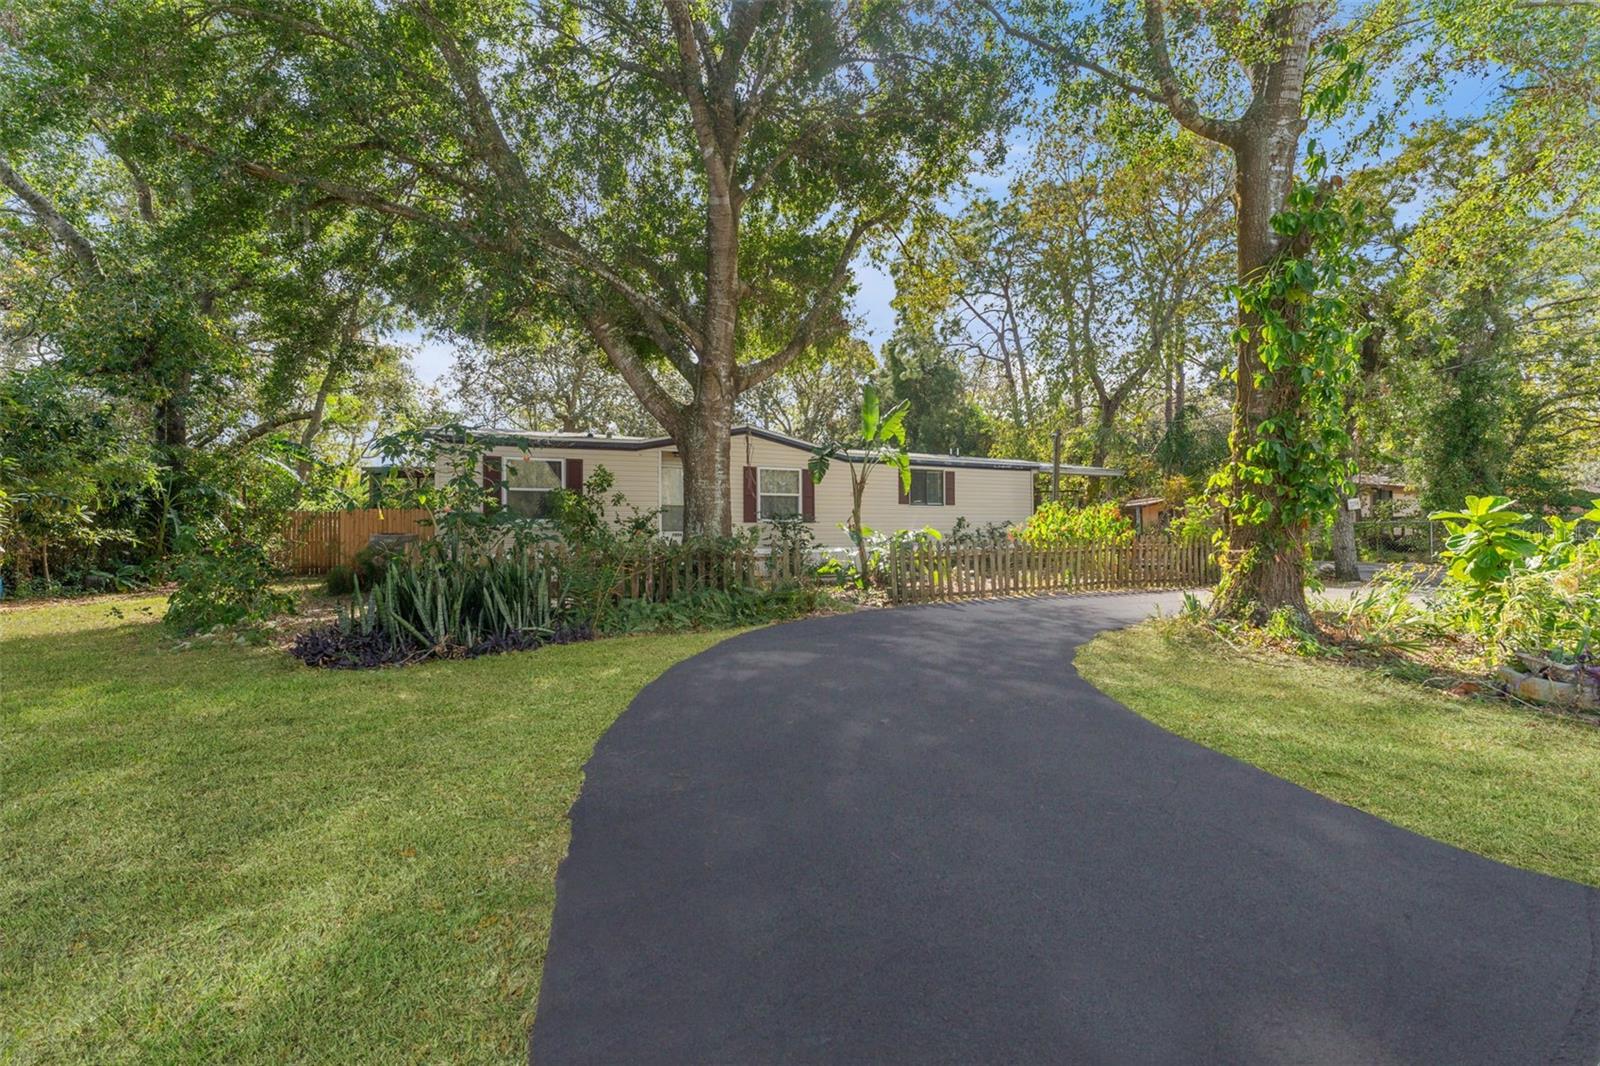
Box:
[678,386,734,538]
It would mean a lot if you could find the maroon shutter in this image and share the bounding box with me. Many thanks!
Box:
[898,470,911,504]
[801,470,816,523]
[945,470,956,506]
[564,458,583,492]
[743,466,758,523]
[482,455,503,513]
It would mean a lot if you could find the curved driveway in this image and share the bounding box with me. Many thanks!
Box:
[533,593,1599,1065]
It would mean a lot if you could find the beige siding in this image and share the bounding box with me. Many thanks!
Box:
[731,435,1034,549]
[436,434,1036,546]
[440,444,666,522]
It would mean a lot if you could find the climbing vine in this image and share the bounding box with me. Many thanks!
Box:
[1207,145,1370,594]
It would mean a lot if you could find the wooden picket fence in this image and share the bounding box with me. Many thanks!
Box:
[609,543,810,601]
[884,537,1217,604]
[279,509,436,574]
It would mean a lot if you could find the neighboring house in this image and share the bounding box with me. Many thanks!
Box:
[1352,473,1420,518]
[359,462,430,506]
[1121,496,1168,534]
[435,426,1121,549]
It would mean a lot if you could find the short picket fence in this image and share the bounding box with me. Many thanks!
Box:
[884,537,1217,604]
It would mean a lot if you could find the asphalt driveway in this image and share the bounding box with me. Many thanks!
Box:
[532,593,1599,1065]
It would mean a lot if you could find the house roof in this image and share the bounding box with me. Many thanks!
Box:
[1122,496,1165,508]
[427,424,1125,478]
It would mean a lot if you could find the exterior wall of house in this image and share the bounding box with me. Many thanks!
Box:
[730,434,1035,549]
[437,433,1039,548]
[438,443,666,523]
[1357,486,1420,519]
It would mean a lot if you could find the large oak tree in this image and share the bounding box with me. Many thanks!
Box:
[120,0,1007,535]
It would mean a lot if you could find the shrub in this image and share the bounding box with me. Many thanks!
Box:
[948,517,1012,549]
[1017,501,1134,549]
[164,542,296,635]
[324,564,357,596]
[292,542,580,668]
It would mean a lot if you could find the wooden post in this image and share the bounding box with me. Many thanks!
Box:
[1051,429,1062,504]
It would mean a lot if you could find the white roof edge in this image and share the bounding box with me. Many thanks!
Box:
[428,424,1122,476]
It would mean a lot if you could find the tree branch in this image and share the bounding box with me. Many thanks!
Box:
[0,156,103,278]
[1141,1,1243,148]
[581,310,686,433]
[737,217,877,392]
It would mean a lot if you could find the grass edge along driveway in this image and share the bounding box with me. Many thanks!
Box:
[1077,622,1600,888]
[1,594,732,1063]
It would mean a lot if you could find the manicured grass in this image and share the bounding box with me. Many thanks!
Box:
[1,594,731,1063]
[1076,623,1600,887]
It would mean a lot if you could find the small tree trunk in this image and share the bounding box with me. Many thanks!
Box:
[1331,499,1360,581]
[851,470,870,583]
[296,363,339,480]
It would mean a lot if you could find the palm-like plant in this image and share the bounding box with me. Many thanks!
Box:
[809,384,911,585]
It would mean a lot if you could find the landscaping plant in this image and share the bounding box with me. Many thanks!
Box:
[1016,501,1134,549]
[810,383,912,586]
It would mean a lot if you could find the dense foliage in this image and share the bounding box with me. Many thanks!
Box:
[1017,501,1135,549]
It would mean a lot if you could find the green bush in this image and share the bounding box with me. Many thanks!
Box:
[324,564,357,596]
[164,542,296,635]
[1017,501,1134,549]
[1414,496,1600,664]
[948,516,1012,548]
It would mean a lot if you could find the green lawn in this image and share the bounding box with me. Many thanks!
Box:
[1077,623,1600,887]
[0,594,731,1063]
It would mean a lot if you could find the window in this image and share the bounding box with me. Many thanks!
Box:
[908,469,945,505]
[660,459,684,535]
[504,457,563,519]
[758,467,802,519]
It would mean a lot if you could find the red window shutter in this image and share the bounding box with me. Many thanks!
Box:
[565,458,583,492]
[802,470,816,523]
[743,466,758,523]
[898,471,910,504]
[482,455,504,513]
[945,470,956,506]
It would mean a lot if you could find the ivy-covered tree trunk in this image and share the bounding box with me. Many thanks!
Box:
[1208,7,1316,623]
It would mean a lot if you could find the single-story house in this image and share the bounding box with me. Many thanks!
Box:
[1352,472,1420,518]
[1121,496,1169,534]
[436,426,1121,549]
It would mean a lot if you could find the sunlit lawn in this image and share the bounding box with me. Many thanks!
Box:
[1077,622,1600,887]
[1,594,730,1063]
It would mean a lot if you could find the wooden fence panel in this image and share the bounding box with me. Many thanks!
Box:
[280,509,437,574]
[885,536,1216,605]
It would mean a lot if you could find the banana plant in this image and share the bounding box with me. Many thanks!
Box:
[809,383,911,586]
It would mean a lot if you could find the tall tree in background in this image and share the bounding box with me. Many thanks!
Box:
[979,0,1364,620]
[893,198,1044,440]
[1025,119,1233,468]
[881,329,994,457]
[113,0,1006,535]
[450,324,661,437]
[737,335,876,444]
[0,10,419,566]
